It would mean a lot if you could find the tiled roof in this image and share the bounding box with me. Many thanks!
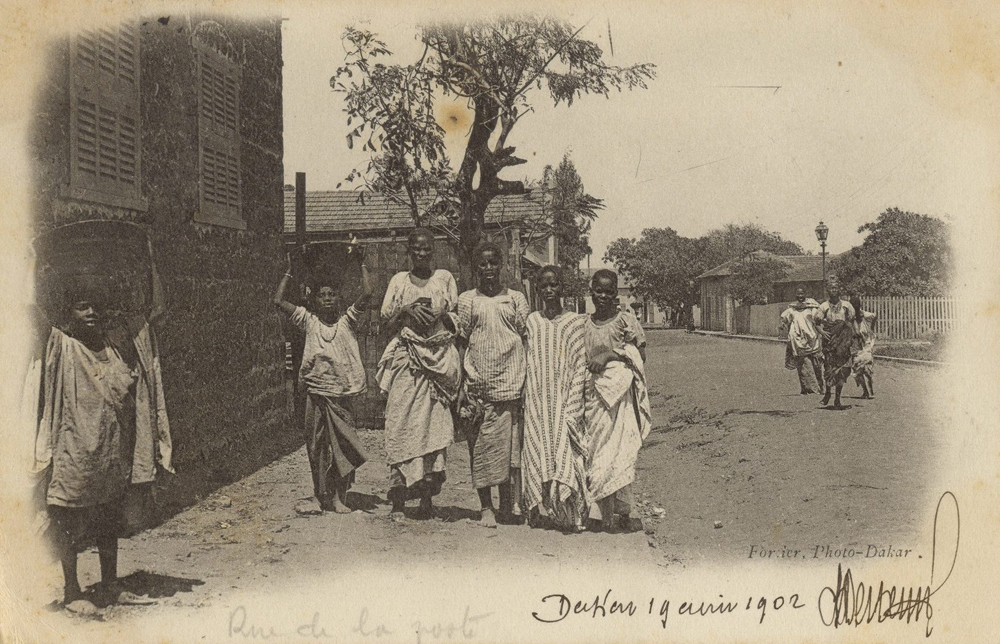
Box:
[695,251,826,282]
[283,189,546,235]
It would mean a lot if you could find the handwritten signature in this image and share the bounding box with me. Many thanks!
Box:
[816,491,959,637]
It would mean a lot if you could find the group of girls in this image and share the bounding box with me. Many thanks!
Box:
[275,228,652,533]
[780,282,878,409]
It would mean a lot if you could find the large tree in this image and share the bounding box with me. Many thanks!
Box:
[605,228,706,310]
[605,222,803,310]
[831,207,952,296]
[332,19,654,277]
[727,254,792,305]
[701,222,804,268]
[531,155,602,298]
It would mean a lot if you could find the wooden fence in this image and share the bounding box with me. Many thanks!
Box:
[861,296,961,340]
[748,302,788,337]
[733,296,962,341]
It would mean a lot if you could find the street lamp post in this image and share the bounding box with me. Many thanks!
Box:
[815,221,829,287]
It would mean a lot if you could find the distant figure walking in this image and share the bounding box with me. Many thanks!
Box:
[274,247,373,513]
[520,266,590,532]
[377,229,461,519]
[849,295,877,399]
[779,287,825,395]
[584,269,652,533]
[816,282,856,409]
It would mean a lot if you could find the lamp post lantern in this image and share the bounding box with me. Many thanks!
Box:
[815,221,829,287]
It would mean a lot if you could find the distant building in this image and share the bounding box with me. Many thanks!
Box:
[281,188,554,297]
[696,252,828,332]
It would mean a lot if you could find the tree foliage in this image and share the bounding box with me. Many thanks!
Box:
[539,155,602,298]
[332,18,655,276]
[728,254,791,305]
[605,228,706,310]
[605,222,803,309]
[831,207,952,296]
[701,223,804,268]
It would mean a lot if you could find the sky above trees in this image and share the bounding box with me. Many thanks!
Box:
[281,4,995,264]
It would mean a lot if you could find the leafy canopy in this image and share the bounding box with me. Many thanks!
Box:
[332,18,655,265]
[605,222,803,309]
[831,207,952,296]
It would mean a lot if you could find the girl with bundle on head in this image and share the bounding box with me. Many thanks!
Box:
[454,242,529,527]
[520,266,590,532]
[274,245,374,513]
[377,228,461,519]
[849,295,878,399]
[26,237,172,611]
[583,269,652,533]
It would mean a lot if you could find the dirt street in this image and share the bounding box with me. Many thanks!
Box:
[634,331,944,562]
[22,330,944,634]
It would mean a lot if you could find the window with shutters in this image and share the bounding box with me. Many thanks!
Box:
[194,42,244,229]
[67,23,146,210]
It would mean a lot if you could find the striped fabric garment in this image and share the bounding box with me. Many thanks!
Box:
[521,311,590,527]
[456,288,529,402]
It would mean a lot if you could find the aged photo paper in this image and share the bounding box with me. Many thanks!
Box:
[1,0,998,642]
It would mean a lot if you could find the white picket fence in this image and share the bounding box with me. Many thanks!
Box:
[861,296,961,340]
[742,296,961,341]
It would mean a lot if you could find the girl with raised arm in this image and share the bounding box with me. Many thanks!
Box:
[274,246,373,513]
[27,235,172,611]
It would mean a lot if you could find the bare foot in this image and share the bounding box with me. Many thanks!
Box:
[479,508,497,528]
[331,497,352,514]
[63,584,83,606]
[65,599,99,616]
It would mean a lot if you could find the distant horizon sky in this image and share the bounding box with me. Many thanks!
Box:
[280,3,995,267]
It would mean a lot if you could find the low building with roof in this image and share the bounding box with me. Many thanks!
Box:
[695,252,829,332]
[281,187,554,296]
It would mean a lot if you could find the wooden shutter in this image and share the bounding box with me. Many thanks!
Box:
[69,22,142,205]
[195,43,243,228]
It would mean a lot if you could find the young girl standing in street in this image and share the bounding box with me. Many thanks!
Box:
[274,247,373,513]
[455,242,529,527]
[377,229,461,519]
[583,269,651,533]
[520,266,590,532]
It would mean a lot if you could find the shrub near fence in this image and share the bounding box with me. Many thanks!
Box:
[740,296,961,341]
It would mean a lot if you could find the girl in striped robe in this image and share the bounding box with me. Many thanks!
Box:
[520,266,590,531]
